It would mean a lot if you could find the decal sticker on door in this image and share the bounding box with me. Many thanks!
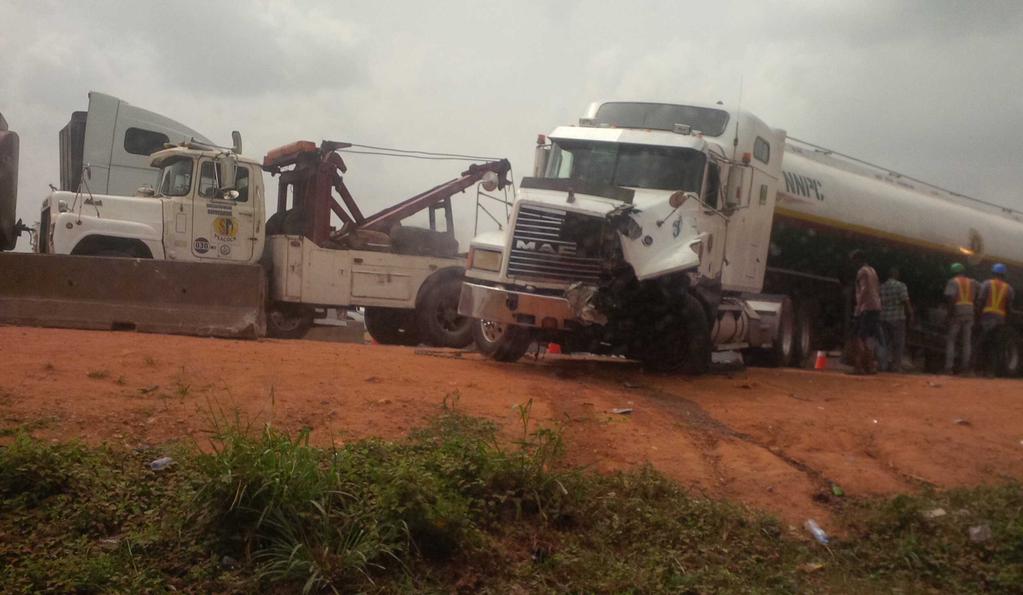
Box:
[213,217,238,242]
[194,237,211,254]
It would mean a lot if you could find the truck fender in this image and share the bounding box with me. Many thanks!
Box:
[71,235,154,258]
[52,210,163,257]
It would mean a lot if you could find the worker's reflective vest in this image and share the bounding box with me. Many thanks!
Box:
[954,276,974,305]
[983,278,1010,317]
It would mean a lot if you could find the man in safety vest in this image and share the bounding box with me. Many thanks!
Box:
[943,262,977,374]
[974,263,1016,376]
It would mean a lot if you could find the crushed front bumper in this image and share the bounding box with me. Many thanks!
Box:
[458,281,578,329]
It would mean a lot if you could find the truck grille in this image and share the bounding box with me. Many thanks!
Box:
[506,205,604,283]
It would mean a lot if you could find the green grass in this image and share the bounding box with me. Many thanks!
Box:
[1,401,1020,594]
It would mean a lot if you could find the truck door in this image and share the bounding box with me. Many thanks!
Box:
[745,166,777,287]
[158,155,197,261]
[191,159,256,261]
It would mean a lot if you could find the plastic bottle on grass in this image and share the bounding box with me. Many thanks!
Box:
[149,456,174,471]
[804,519,829,545]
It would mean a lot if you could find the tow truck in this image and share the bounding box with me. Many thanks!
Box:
[0,94,511,344]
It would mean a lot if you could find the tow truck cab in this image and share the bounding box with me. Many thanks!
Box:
[40,144,265,263]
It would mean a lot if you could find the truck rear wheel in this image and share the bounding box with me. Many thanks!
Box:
[267,303,314,339]
[416,275,472,348]
[365,307,420,346]
[791,299,816,367]
[472,319,532,362]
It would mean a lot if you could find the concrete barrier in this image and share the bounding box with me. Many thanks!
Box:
[0,253,266,338]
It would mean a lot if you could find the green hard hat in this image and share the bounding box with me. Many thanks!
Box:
[950,262,965,274]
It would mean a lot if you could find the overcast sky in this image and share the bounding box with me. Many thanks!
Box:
[3,0,1022,251]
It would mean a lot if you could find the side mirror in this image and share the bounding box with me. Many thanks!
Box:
[223,189,240,201]
[218,153,238,190]
[135,184,155,197]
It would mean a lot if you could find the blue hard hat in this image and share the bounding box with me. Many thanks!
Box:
[992,263,1007,274]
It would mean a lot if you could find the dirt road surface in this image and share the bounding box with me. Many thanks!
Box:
[2,327,1021,527]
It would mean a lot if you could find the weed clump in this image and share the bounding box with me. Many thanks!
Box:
[0,433,86,502]
[190,398,571,591]
[837,485,1023,593]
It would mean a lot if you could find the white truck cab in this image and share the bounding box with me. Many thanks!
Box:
[39,143,264,263]
[460,101,790,371]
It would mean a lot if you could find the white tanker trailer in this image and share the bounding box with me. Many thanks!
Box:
[458,100,1023,375]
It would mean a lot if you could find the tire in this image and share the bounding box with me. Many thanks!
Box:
[635,292,711,375]
[267,303,314,339]
[365,307,420,346]
[791,299,816,368]
[416,275,472,348]
[472,319,532,362]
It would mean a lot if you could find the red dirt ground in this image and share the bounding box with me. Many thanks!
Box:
[2,326,1022,527]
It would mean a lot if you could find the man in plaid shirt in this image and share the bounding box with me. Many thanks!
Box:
[879,267,913,372]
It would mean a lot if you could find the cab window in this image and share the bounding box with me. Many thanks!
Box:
[198,161,249,202]
[156,156,194,197]
[234,166,250,202]
[198,161,218,198]
[124,127,170,156]
[704,162,721,208]
[753,137,770,164]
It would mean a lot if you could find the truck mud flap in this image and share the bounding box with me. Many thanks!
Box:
[0,253,266,338]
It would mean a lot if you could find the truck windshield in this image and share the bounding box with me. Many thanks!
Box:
[156,157,194,197]
[543,141,705,193]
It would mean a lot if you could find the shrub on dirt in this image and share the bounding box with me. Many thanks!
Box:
[189,399,574,592]
[0,433,86,502]
[837,484,1023,593]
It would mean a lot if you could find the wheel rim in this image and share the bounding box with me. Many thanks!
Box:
[479,319,505,343]
[270,309,303,332]
[434,296,465,332]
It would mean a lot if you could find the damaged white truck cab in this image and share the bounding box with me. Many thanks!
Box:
[459,101,792,372]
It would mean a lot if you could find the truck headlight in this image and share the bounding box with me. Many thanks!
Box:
[469,247,502,272]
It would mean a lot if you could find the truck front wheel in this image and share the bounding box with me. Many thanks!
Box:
[365,307,421,346]
[416,275,473,348]
[472,319,532,362]
[267,303,314,339]
[633,293,711,375]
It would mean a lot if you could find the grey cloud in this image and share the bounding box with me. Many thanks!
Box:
[3,0,1023,253]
